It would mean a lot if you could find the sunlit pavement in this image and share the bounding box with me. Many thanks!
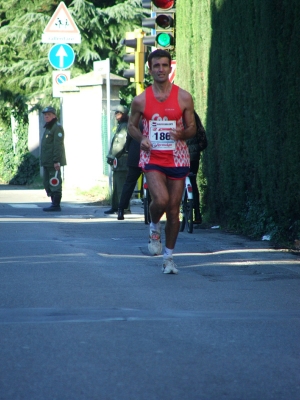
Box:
[0,185,299,400]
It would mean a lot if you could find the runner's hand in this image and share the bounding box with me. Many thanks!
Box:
[140,137,152,151]
[170,128,184,141]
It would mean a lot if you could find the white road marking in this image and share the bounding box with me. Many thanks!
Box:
[8,204,39,208]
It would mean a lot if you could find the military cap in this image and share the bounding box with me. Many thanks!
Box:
[113,105,128,115]
[42,106,57,115]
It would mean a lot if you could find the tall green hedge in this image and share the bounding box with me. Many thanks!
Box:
[176,0,300,244]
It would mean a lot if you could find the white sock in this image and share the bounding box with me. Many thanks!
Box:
[163,247,173,259]
[150,222,161,232]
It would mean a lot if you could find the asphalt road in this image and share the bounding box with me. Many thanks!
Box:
[0,185,299,400]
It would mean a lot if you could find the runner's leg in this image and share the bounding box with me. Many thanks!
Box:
[165,178,185,249]
[145,170,169,223]
[145,171,168,255]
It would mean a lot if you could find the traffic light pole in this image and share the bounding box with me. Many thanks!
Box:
[135,31,145,95]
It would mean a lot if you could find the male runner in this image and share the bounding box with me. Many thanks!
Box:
[128,49,196,274]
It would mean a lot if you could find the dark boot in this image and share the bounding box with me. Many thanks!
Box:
[43,194,61,212]
[194,209,202,224]
[104,208,118,215]
[117,208,124,220]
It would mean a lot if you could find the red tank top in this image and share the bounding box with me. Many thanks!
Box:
[139,84,190,168]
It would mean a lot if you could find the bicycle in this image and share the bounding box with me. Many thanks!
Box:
[143,173,194,233]
[179,173,194,234]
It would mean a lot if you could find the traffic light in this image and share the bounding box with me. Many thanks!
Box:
[142,0,175,50]
[153,0,175,50]
[122,31,136,82]
[142,1,156,48]
[122,30,146,94]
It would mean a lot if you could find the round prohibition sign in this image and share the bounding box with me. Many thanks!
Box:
[55,73,68,85]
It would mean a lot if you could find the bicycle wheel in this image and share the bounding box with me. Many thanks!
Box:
[185,199,194,233]
[144,189,151,224]
[179,194,186,232]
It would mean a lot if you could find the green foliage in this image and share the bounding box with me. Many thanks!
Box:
[0,0,145,186]
[176,0,300,245]
[0,90,39,184]
[0,119,39,185]
[0,0,144,106]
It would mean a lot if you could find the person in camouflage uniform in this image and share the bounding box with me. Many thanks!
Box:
[104,105,129,215]
[40,106,66,212]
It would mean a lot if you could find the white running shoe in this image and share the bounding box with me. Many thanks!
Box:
[162,258,178,274]
[148,230,162,255]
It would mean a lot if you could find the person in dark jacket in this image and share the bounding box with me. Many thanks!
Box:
[117,132,142,220]
[186,118,204,224]
[40,106,66,212]
[104,105,129,215]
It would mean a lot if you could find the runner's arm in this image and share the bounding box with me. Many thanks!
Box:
[171,90,196,141]
[128,95,152,151]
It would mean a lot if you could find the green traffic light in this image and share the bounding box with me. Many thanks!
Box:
[157,33,171,47]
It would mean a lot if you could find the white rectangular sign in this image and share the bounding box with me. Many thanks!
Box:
[149,120,176,150]
[42,33,81,44]
[52,70,71,98]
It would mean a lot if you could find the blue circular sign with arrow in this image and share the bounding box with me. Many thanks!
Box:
[48,43,75,70]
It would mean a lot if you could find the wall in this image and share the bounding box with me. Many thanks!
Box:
[47,70,127,190]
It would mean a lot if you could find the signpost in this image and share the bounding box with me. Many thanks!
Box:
[48,43,75,70]
[94,59,111,144]
[93,59,112,193]
[42,2,81,103]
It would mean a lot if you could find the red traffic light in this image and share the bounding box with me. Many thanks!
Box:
[153,0,174,9]
[156,14,173,29]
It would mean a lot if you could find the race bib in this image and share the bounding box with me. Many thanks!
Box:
[149,120,176,150]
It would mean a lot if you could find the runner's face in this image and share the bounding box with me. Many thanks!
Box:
[149,57,171,83]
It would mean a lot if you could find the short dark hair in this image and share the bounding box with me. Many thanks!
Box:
[148,49,172,69]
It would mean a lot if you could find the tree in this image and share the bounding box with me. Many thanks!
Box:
[0,0,146,184]
[0,0,145,112]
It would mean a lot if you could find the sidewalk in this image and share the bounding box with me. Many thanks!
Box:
[0,184,103,205]
[0,184,146,216]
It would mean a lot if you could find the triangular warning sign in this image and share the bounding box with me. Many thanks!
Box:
[44,2,79,34]
[42,2,81,43]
